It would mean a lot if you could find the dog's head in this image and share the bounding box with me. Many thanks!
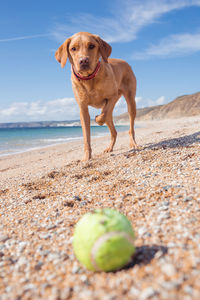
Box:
[55,32,112,75]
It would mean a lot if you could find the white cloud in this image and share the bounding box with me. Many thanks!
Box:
[0,96,166,123]
[135,97,143,104]
[106,96,165,117]
[0,98,80,123]
[112,95,166,113]
[113,97,127,116]
[134,31,200,59]
[134,96,166,108]
[0,97,132,123]
[0,34,50,43]
[1,1,200,47]
[112,96,143,116]
[51,0,200,43]
[148,96,166,107]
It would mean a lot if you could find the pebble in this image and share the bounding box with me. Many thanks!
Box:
[167,242,176,248]
[129,287,140,297]
[59,287,72,299]
[34,261,44,270]
[79,201,87,207]
[160,280,181,290]
[24,198,32,204]
[153,226,161,234]
[80,275,87,282]
[24,283,36,291]
[157,213,170,223]
[47,252,60,262]
[140,287,158,300]
[161,263,176,277]
[162,185,172,191]
[175,194,183,199]
[154,250,164,259]
[184,285,194,295]
[46,274,57,281]
[47,224,57,230]
[15,256,28,270]
[138,227,147,236]
[39,233,51,239]
[183,196,193,202]
[74,195,81,201]
[64,201,74,207]
[0,235,9,243]
[158,206,169,211]
[72,264,81,274]
[17,241,27,253]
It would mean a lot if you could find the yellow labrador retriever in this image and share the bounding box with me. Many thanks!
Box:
[55,32,137,160]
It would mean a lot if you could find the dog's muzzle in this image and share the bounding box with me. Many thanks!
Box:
[79,57,89,70]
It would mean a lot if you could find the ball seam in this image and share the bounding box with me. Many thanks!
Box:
[90,231,135,271]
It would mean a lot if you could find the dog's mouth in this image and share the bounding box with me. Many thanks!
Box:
[80,63,90,70]
[77,68,95,77]
[78,64,92,75]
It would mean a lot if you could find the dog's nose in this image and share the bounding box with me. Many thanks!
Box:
[79,57,89,66]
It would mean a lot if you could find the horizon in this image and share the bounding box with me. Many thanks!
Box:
[0,0,200,123]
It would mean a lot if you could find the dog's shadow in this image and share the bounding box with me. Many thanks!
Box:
[126,131,200,156]
[145,131,200,150]
[124,244,168,270]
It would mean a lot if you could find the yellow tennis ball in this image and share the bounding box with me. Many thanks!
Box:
[73,208,135,272]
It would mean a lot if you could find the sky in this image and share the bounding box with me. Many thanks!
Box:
[0,0,200,123]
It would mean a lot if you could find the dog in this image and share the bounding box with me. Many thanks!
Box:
[55,32,137,160]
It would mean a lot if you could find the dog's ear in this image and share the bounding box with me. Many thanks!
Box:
[55,38,71,68]
[94,36,112,63]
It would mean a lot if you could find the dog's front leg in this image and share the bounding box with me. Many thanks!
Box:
[95,99,108,126]
[79,105,92,161]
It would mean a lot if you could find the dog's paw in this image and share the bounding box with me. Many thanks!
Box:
[104,147,113,153]
[95,114,105,126]
[129,141,137,150]
[82,150,92,161]
[82,156,91,162]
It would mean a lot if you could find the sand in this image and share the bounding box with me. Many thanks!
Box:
[0,116,200,299]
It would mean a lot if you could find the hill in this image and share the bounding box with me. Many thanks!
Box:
[115,92,200,123]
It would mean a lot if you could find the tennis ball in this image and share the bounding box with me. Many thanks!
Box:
[73,208,135,272]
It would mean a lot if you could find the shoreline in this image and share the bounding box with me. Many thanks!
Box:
[0,136,83,158]
[0,124,131,158]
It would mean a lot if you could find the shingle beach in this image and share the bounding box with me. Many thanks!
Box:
[0,116,200,300]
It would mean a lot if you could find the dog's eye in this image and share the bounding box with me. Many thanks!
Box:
[71,47,76,51]
[89,44,95,50]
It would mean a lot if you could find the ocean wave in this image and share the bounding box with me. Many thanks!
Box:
[55,122,81,127]
[39,137,82,143]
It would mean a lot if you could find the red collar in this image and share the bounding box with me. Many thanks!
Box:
[72,61,101,81]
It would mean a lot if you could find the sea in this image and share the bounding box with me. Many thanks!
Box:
[0,125,130,157]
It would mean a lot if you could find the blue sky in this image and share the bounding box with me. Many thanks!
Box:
[0,0,200,122]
